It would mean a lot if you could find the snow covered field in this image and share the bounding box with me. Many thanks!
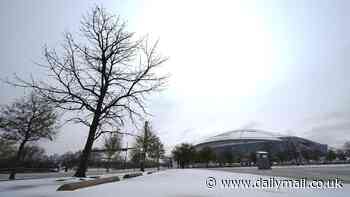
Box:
[0,169,349,197]
[0,168,147,181]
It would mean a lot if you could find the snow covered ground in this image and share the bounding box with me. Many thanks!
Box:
[0,169,349,197]
[0,168,147,181]
[0,177,65,197]
[0,171,141,197]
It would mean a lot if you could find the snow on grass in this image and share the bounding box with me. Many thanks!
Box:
[0,170,153,197]
[0,175,106,197]
[0,177,63,197]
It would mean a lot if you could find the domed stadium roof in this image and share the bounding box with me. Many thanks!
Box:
[197,129,286,145]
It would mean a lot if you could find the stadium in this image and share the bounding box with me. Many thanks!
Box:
[194,129,328,163]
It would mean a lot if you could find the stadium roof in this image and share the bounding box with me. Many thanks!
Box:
[196,129,286,145]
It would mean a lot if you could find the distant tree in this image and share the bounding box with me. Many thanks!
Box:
[103,133,122,172]
[343,141,350,156]
[89,150,104,168]
[217,150,233,166]
[198,146,216,167]
[10,6,168,177]
[285,137,302,164]
[172,143,196,169]
[309,150,321,161]
[47,153,61,169]
[60,151,81,172]
[20,145,55,169]
[0,138,16,160]
[130,148,142,166]
[301,150,311,162]
[326,150,337,161]
[336,149,346,161]
[0,93,59,180]
[148,136,165,170]
[22,145,46,162]
[132,121,161,171]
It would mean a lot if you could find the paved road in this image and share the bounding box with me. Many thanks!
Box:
[0,168,147,181]
[211,164,350,183]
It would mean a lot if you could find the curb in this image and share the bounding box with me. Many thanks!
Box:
[57,176,120,191]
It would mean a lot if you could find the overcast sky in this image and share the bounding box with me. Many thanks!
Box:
[1,0,350,154]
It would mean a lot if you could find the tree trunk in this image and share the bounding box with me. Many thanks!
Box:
[140,122,148,172]
[9,140,26,180]
[74,116,99,177]
[157,157,160,171]
[140,153,145,172]
[106,158,111,172]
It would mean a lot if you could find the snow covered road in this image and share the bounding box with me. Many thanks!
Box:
[0,169,349,197]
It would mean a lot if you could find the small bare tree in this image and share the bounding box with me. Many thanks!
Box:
[132,121,161,171]
[11,6,168,177]
[148,136,165,170]
[0,93,59,180]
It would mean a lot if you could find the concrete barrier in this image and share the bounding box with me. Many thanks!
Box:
[123,172,143,179]
[57,176,120,191]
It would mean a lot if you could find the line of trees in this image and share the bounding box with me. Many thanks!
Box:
[0,143,61,172]
[171,142,350,169]
[0,95,165,178]
[0,129,164,175]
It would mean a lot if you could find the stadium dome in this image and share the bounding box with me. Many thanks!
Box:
[194,129,328,160]
[198,129,285,145]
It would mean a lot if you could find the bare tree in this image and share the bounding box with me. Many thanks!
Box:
[132,121,160,171]
[11,6,168,177]
[148,136,165,170]
[60,151,81,172]
[197,146,216,168]
[0,93,59,180]
[103,132,122,172]
[172,143,197,169]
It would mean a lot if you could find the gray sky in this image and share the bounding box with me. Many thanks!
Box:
[1,0,350,154]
